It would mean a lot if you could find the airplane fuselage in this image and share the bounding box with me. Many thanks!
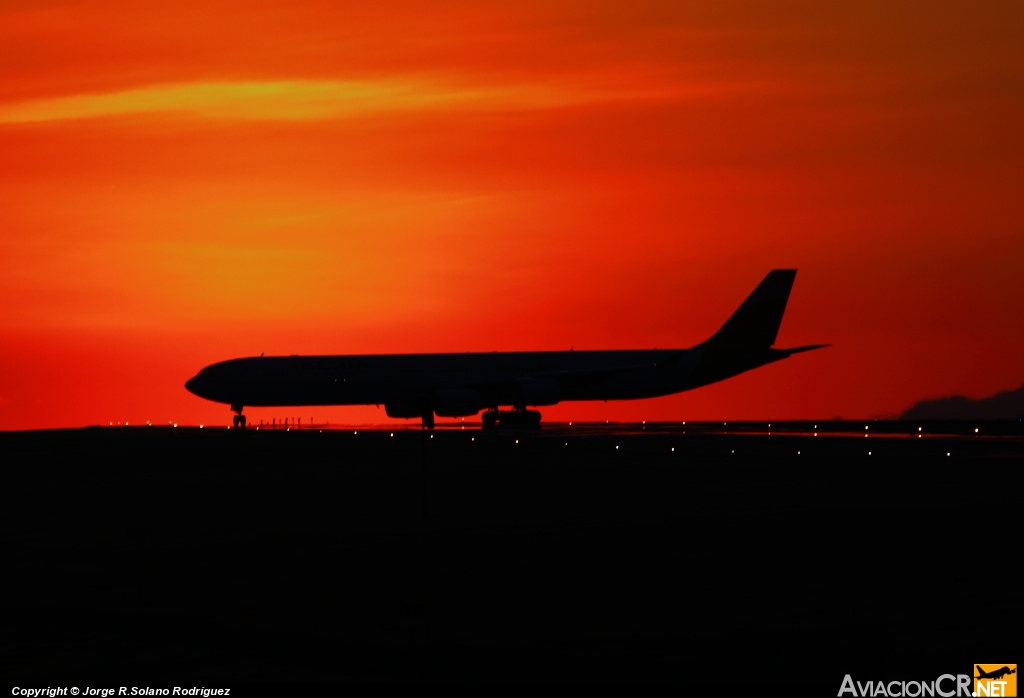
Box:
[185,345,788,414]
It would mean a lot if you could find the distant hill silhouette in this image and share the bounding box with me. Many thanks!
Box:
[902,385,1024,420]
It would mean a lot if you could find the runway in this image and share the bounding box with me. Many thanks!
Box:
[3,422,1020,686]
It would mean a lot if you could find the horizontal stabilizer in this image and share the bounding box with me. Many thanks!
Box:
[779,344,829,357]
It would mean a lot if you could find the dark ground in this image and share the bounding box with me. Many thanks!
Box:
[2,422,1020,688]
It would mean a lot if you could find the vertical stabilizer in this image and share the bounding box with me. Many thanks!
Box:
[705,269,797,348]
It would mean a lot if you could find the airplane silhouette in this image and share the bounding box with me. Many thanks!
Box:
[185,269,826,428]
[976,666,1017,681]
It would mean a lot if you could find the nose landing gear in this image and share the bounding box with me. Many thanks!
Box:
[231,404,247,429]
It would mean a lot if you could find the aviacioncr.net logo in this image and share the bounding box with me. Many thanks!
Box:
[838,674,973,697]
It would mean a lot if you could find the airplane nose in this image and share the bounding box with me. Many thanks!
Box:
[185,376,200,395]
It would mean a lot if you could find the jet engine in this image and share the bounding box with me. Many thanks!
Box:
[434,388,482,417]
[516,377,561,406]
[385,401,424,419]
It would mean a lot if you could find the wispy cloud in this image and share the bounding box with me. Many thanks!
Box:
[0,77,694,125]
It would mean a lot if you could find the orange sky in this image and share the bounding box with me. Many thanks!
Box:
[2,1,1022,430]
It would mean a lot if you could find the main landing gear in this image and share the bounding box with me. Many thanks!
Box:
[231,404,247,429]
[481,409,541,429]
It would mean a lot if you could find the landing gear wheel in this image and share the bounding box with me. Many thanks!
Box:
[504,409,541,427]
[231,405,246,429]
[483,409,541,428]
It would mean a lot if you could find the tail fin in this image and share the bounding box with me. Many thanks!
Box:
[706,269,797,348]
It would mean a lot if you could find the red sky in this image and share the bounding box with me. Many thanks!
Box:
[2,1,1022,429]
